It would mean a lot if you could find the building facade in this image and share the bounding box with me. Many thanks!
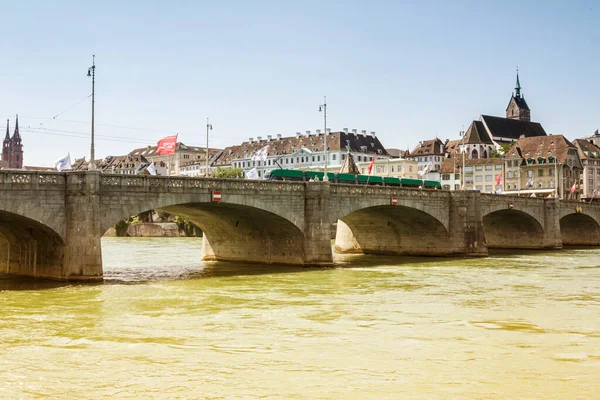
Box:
[2,116,23,169]
[129,142,221,176]
[356,158,419,179]
[406,138,445,181]
[573,139,600,200]
[504,135,583,198]
[215,129,390,179]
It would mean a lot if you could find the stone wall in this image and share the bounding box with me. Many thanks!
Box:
[3,171,600,282]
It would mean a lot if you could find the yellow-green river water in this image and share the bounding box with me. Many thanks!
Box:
[1,238,599,399]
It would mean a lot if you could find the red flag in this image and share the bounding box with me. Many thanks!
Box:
[495,171,502,185]
[571,180,577,193]
[367,158,375,175]
[157,135,178,155]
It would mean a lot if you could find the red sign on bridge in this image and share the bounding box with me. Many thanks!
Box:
[212,191,222,202]
[391,196,398,205]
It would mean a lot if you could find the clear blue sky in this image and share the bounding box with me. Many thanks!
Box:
[1,0,598,166]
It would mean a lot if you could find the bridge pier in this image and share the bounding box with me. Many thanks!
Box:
[541,198,562,249]
[303,182,334,266]
[63,172,103,282]
[447,192,488,256]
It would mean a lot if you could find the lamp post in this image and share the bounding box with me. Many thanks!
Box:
[206,118,212,177]
[553,141,559,198]
[318,96,328,181]
[460,129,466,189]
[87,55,96,170]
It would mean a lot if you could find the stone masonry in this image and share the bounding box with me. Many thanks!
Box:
[1,171,600,281]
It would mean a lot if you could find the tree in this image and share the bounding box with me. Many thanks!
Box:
[212,167,244,179]
[492,142,514,158]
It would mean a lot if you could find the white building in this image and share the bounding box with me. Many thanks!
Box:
[214,129,391,178]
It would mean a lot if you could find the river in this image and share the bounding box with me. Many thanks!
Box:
[0,237,599,399]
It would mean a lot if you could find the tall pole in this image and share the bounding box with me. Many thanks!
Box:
[87,55,96,170]
[319,96,328,181]
[554,143,558,198]
[206,118,212,177]
[461,129,466,190]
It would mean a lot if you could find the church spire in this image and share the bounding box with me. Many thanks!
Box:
[515,68,522,98]
[12,114,20,140]
[4,119,9,140]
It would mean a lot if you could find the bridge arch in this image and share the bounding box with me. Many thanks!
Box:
[482,209,545,248]
[99,193,307,266]
[334,204,450,256]
[0,210,66,279]
[559,212,600,246]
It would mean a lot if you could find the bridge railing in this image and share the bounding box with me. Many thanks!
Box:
[0,170,65,190]
[97,173,306,193]
[330,183,452,198]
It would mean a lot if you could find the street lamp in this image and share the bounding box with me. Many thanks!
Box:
[318,96,328,181]
[87,55,96,170]
[206,118,212,177]
[460,128,466,189]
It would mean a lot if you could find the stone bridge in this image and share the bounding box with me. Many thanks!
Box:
[1,171,599,281]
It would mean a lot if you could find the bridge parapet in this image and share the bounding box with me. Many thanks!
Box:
[330,184,451,199]
[98,173,305,194]
[0,170,65,191]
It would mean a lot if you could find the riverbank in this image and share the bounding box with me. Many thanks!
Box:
[104,222,192,237]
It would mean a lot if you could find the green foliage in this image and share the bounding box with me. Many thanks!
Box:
[114,220,129,237]
[174,216,202,237]
[212,167,244,179]
[492,142,514,158]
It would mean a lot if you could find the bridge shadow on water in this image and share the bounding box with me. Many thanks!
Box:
[3,246,598,290]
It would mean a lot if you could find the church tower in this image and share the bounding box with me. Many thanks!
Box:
[506,71,531,122]
[1,116,24,169]
[11,115,23,169]
[2,119,11,164]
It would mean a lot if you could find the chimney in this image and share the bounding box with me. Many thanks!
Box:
[267,135,272,140]
[277,134,282,140]
[316,129,321,134]
[343,128,348,133]
[296,132,302,137]
[249,137,254,143]
[257,136,262,141]
[370,131,376,137]
[305,130,310,135]
[326,128,331,133]
[352,129,357,134]
[361,130,367,136]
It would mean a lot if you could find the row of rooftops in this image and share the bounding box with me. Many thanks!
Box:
[438,134,600,174]
[246,128,377,143]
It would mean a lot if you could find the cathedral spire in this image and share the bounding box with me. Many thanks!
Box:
[4,119,9,140]
[12,114,20,140]
[515,68,522,98]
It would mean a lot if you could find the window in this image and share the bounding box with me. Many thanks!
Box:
[475,166,483,171]
[443,185,450,190]
[332,154,336,161]
[538,169,544,177]
[475,176,482,182]
[442,174,450,180]
[358,156,362,162]
[495,164,502,170]
[312,156,315,162]
[485,165,493,171]
[464,167,473,174]
[454,184,460,190]
[455,174,460,180]
[508,171,513,178]
[485,185,493,192]
[550,168,555,176]
[527,170,533,177]
[485,175,493,181]
[465,177,473,184]
[475,185,482,191]
[409,167,413,172]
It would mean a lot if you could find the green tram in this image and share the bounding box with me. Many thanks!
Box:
[264,169,442,189]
